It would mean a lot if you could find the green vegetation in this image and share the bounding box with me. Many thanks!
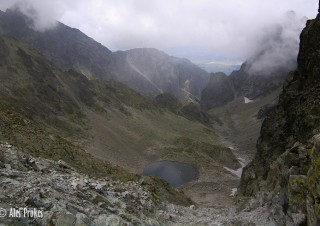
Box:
[0,105,135,181]
[155,93,181,111]
[0,36,89,139]
[93,79,158,111]
[155,93,211,125]
[288,175,307,213]
[307,144,320,217]
[158,137,240,170]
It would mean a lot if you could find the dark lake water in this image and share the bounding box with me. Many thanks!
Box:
[142,161,197,187]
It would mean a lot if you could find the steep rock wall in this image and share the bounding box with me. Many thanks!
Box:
[239,13,320,225]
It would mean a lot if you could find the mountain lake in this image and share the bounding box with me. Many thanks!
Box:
[142,161,198,187]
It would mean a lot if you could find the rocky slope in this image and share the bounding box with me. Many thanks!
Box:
[0,141,192,226]
[238,13,320,225]
[0,141,293,226]
[0,8,209,100]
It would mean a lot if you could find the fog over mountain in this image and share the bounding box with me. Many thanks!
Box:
[0,0,317,66]
[244,11,307,76]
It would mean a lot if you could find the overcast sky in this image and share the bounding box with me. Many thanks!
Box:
[0,0,318,64]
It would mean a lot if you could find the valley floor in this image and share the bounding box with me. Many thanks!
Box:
[76,93,280,216]
[84,108,247,210]
[183,93,280,208]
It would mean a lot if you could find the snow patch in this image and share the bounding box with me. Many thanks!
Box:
[244,97,253,104]
[224,166,243,178]
[230,188,237,197]
[224,158,246,178]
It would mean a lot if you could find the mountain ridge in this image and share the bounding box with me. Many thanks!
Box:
[0,8,209,100]
[118,48,209,100]
[200,57,293,110]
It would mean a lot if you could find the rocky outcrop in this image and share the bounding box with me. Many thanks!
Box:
[200,72,234,110]
[238,13,320,225]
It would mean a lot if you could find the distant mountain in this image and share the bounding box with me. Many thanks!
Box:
[116,48,209,100]
[200,55,293,110]
[228,61,289,99]
[0,8,209,100]
[200,12,302,110]
[200,72,234,110]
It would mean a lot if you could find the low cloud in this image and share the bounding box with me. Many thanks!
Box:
[2,0,70,31]
[0,0,317,62]
[244,11,307,76]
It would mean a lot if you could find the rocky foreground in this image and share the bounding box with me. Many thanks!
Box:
[2,140,313,226]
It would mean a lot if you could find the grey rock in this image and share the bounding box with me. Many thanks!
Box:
[3,164,11,170]
[94,214,130,226]
[54,213,76,226]
[0,141,291,225]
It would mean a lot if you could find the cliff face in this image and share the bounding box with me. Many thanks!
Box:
[229,64,289,99]
[239,15,320,225]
